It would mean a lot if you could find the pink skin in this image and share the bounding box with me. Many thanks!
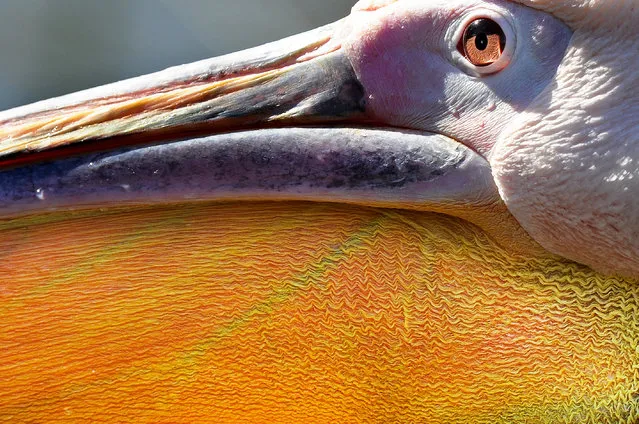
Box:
[339,0,571,156]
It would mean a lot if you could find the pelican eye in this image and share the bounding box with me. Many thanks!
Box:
[461,18,506,67]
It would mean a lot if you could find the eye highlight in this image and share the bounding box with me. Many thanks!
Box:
[461,18,506,67]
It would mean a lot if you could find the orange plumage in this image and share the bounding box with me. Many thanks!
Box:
[1,202,637,422]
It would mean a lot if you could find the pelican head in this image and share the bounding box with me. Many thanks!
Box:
[0,0,636,276]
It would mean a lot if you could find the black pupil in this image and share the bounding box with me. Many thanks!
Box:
[475,34,488,51]
[464,18,506,52]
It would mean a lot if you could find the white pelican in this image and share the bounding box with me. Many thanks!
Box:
[0,0,636,276]
[0,0,637,421]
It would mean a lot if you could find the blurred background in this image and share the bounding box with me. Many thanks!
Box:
[0,0,355,111]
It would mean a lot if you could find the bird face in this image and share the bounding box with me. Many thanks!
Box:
[343,0,571,156]
[1,0,637,277]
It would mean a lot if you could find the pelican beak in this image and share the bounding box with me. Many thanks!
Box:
[0,21,366,157]
[0,19,524,249]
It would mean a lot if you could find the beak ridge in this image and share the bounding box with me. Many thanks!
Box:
[0,20,368,164]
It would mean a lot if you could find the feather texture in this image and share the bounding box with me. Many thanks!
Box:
[1,202,637,423]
